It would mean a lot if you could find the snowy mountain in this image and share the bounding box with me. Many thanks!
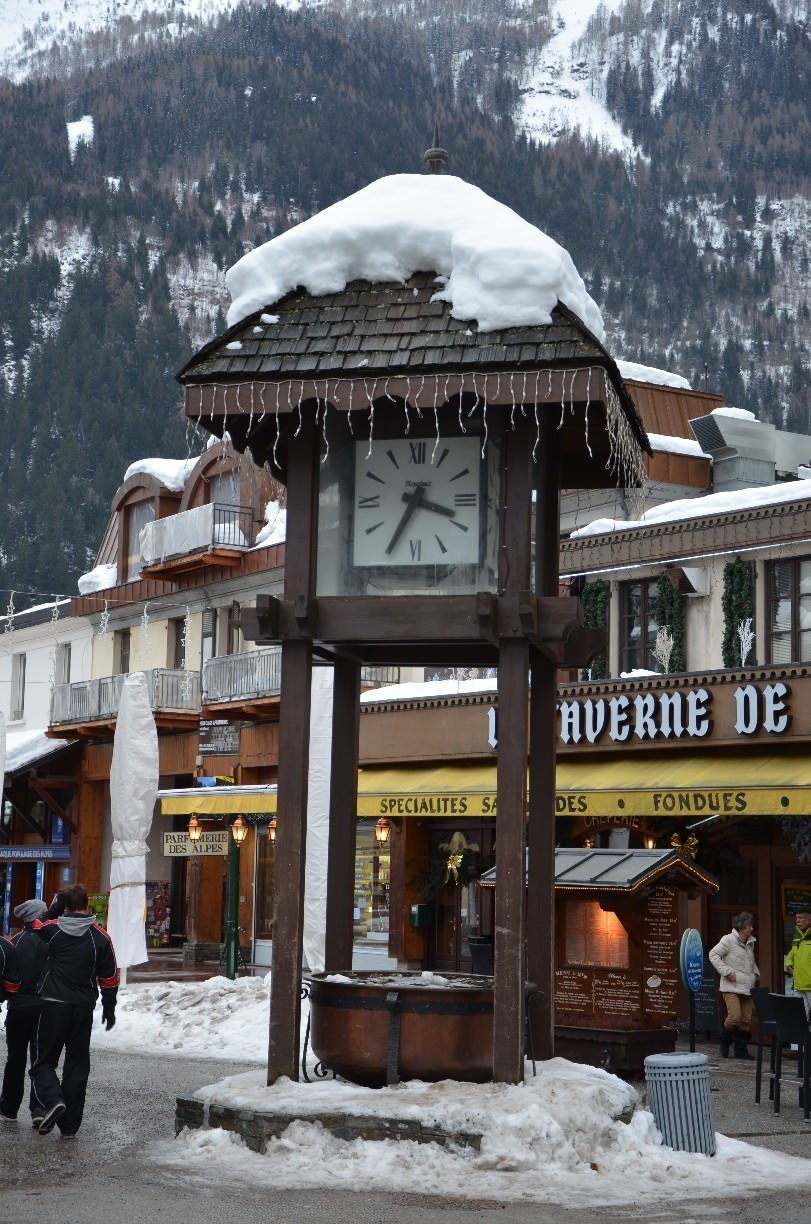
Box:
[3,0,811,603]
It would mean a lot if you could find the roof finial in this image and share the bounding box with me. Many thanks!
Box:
[424,120,448,174]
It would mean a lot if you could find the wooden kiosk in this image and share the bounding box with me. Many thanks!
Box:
[483,847,719,1072]
[177,166,649,1085]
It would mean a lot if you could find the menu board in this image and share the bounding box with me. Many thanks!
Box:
[592,971,641,1018]
[554,968,593,1013]
[642,885,679,1020]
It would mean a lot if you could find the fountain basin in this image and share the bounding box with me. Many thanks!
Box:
[308,970,494,1087]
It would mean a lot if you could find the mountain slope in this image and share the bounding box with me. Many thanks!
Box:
[2,0,811,606]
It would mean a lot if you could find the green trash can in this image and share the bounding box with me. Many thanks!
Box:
[644,1052,716,1156]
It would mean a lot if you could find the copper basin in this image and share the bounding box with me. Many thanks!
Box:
[308,970,495,1088]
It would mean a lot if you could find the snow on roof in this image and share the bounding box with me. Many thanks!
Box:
[571,477,811,538]
[4,729,70,774]
[361,677,497,705]
[646,432,709,458]
[77,562,118,594]
[123,456,198,491]
[616,359,691,389]
[712,406,757,421]
[226,174,605,340]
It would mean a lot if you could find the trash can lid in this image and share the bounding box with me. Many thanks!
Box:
[644,1053,709,1070]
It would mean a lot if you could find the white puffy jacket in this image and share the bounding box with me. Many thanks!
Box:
[709,930,759,996]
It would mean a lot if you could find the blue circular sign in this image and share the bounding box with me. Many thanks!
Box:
[680,928,704,993]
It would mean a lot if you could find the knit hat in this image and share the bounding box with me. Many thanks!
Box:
[13,898,47,924]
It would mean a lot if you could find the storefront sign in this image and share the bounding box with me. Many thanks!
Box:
[558,682,791,746]
[198,719,241,756]
[162,831,229,857]
[0,845,71,861]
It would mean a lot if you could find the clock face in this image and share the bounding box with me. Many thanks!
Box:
[353,435,483,568]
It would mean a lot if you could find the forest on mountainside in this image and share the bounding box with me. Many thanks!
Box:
[2,0,811,605]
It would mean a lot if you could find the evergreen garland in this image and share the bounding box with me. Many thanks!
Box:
[654,573,686,672]
[580,579,609,680]
[722,557,755,667]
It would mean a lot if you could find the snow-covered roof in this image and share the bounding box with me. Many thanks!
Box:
[572,477,811,538]
[123,457,198,492]
[226,174,604,340]
[616,359,691,390]
[4,729,71,775]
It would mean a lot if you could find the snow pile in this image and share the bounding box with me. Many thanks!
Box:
[253,500,287,548]
[226,174,604,340]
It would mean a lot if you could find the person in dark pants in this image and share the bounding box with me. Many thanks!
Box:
[0,899,48,1125]
[30,883,119,1137]
[0,935,21,1036]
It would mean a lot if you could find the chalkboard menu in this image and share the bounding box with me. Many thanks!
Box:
[642,885,680,1022]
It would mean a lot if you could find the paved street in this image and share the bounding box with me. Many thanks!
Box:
[0,1037,808,1224]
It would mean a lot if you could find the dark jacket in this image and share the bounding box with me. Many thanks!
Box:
[35,915,119,1011]
[0,935,21,1003]
[6,924,47,1007]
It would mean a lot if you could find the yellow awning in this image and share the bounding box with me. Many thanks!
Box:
[158,785,277,816]
[357,753,811,819]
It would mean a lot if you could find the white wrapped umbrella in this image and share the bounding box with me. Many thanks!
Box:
[106,673,159,978]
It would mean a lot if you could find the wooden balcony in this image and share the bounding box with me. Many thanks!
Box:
[49,668,201,738]
[139,504,254,578]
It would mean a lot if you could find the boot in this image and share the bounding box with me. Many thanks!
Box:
[734,1031,755,1060]
[719,1028,733,1059]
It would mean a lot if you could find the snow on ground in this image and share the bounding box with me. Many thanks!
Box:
[46,972,811,1208]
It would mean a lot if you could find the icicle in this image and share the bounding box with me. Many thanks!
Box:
[430,377,441,463]
[248,383,255,434]
[98,599,110,639]
[583,366,593,459]
[272,385,281,470]
[414,376,425,419]
[180,605,193,703]
[532,371,541,464]
[139,602,150,670]
[481,395,489,460]
[3,591,14,639]
[321,398,330,464]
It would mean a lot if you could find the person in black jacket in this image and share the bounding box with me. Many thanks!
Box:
[0,899,48,1125]
[0,936,21,1013]
[30,883,119,1137]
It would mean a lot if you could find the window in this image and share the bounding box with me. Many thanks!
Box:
[115,629,131,675]
[168,618,186,669]
[201,609,218,664]
[619,579,658,673]
[768,557,811,663]
[125,498,155,581]
[11,652,25,720]
[563,898,629,969]
[225,602,240,656]
[208,470,241,508]
[55,642,71,685]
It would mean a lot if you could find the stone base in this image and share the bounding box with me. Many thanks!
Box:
[175,1097,483,1152]
[554,1025,677,1075]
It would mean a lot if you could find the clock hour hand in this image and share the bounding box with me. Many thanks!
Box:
[414,495,456,519]
[385,486,425,555]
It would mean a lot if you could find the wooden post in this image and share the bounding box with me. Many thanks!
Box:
[268,410,319,1085]
[526,409,561,1061]
[493,420,532,1084]
[324,657,361,970]
[493,637,530,1083]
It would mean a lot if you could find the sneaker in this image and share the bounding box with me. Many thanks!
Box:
[0,1111,16,1122]
[31,1117,43,1129]
[59,1131,77,1139]
[36,1102,66,1135]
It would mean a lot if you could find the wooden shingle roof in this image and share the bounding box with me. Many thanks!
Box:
[179,274,614,383]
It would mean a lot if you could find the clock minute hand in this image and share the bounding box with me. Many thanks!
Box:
[385,486,425,555]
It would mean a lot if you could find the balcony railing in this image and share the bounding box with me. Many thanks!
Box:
[140,503,253,566]
[50,668,201,725]
[203,649,283,703]
[202,653,401,704]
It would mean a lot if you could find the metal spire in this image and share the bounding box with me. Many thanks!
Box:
[423,121,448,174]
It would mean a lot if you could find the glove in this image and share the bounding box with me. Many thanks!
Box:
[101,1000,116,1030]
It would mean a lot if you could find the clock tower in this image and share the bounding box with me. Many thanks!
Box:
[178,169,649,1086]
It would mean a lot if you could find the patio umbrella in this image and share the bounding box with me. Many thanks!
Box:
[107,673,159,981]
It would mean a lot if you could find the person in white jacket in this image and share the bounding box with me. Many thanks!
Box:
[709,911,759,1060]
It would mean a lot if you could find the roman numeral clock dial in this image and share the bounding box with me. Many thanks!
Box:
[353,436,483,570]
